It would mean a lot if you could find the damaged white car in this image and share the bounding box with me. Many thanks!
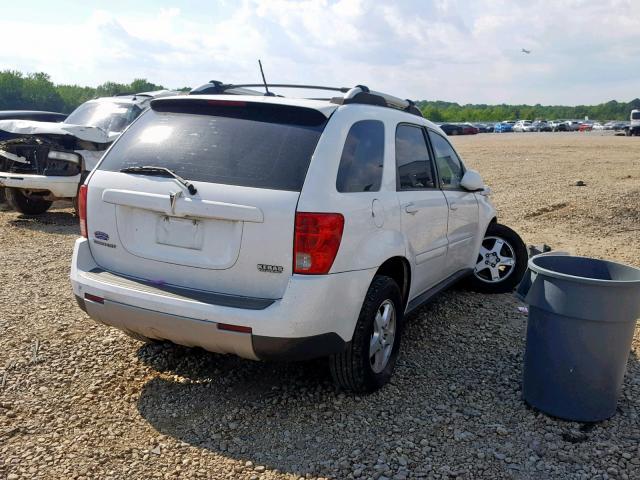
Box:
[0,90,176,214]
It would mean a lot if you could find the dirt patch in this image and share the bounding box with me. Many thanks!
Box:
[523,202,571,219]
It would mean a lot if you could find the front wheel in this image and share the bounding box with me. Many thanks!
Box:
[329,275,403,393]
[5,188,52,215]
[467,223,528,294]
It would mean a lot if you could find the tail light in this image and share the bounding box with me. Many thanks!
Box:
[294,212,344,275]
[84,293,104,304]
[78,184,88,238]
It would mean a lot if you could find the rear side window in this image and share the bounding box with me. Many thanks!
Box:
[395,124,436,190]
[98,102,327,191]
[336,120,384,193]
[428,131,465,189]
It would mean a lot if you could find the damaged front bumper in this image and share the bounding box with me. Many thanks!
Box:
[0,172,81,198]
[0,136,104,199]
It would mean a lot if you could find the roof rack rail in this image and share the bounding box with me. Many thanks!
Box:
[189,81,423,117]
[329,85,422,117]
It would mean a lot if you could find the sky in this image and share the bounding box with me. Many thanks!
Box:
[1,0,639,105]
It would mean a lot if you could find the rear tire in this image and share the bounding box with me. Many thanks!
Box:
[467,223,528,294]
[5,188,52,215]
[329,275,403,393]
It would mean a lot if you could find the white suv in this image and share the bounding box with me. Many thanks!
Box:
[70,84,527,392]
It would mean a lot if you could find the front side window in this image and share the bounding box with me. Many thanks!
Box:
[428,131,465,189]
[395,124,436,190]
[336,120,384,193]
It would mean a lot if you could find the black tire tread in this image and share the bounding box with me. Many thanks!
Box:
[329,275,402,393]
[5,188,52,215]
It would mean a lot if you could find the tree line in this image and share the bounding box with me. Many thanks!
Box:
[0,70,187,114]
[417,98,640,123]
[0,70,638,121]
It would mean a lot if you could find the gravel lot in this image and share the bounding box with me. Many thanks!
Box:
[1,132,639,480]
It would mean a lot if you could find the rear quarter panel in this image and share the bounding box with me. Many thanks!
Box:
[297,106,412,274]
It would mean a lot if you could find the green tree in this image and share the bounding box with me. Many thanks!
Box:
[21,72,64,111]
[0,71,26,110]
[56,84,96,113]
[129,78,165,93]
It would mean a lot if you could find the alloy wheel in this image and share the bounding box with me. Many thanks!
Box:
[474,236,517,283]
[369,299,396,373]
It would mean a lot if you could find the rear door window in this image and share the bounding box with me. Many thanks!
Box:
[428,131,465,189]
[336,120,384,192]
[395,124,436,190]
[98,101,327,191]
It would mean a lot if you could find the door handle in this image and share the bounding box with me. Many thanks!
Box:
[404,203,419,214]
[449,202,459,211]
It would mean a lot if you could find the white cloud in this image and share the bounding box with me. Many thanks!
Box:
[0,0,638,104]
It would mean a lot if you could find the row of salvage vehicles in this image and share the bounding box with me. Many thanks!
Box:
[0,90,177,214]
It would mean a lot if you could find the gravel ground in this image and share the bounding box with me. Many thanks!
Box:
[1,132,639,480]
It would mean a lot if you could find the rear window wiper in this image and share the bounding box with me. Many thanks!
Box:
[119,165,198,195]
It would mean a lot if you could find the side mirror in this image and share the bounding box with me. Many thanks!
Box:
[460,169,485,192]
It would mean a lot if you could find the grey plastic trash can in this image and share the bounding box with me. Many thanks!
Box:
[517,255,640,422]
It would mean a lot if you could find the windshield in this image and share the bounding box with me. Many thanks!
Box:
[632,112,640,120]
[64,100,143,132]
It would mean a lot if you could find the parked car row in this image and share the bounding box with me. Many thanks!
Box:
[492,119,624,134]
[434,118,633,136]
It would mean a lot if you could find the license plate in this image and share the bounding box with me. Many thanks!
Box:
[156,216,204,250]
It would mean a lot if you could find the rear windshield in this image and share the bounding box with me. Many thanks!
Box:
[98,101,327,191]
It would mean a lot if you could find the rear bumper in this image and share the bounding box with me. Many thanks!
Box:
[70,238,374,361]
[0,172,80,198]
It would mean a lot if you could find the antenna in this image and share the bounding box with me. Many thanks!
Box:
[258,60,275,97]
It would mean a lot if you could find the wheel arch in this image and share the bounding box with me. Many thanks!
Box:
[375,256,411,310]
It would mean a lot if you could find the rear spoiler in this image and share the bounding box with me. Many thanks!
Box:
[149,98,332,126]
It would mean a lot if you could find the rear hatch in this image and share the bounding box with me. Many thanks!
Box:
[85,97,331,299]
